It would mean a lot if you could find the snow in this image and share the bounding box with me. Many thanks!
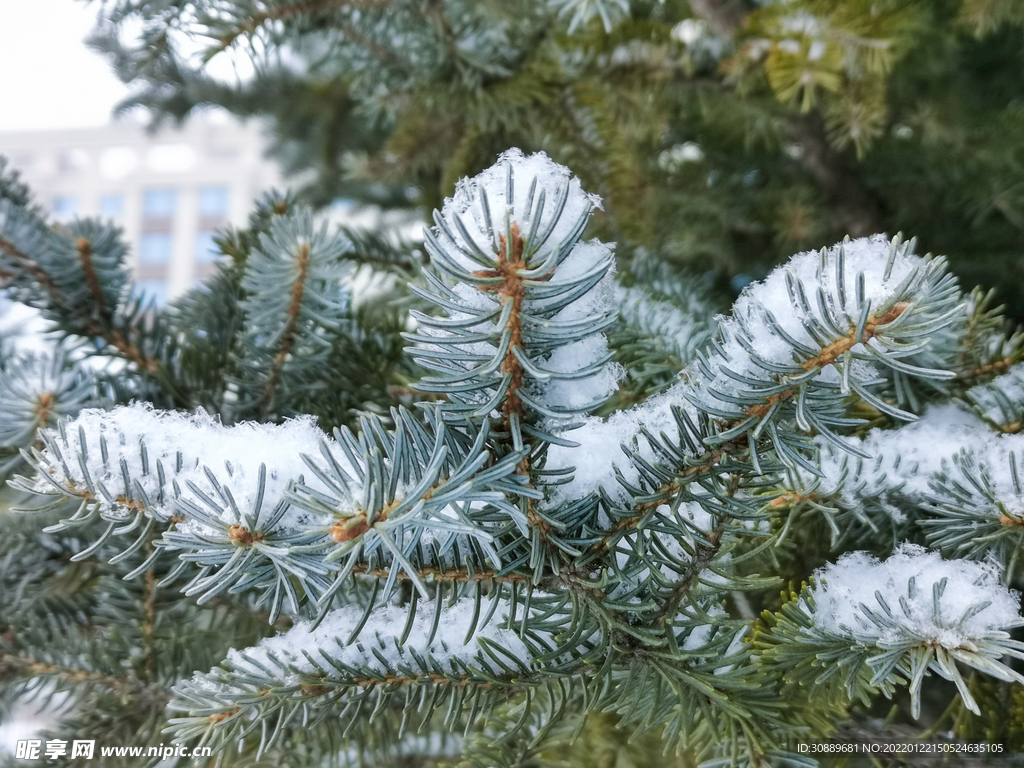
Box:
[225,596,533,681]
[416,151,622,417]
[431,148,602,276]
[811,404,987,499]
[523,240,622,412]
[545,382,698,503]
[808,543,1022,648]
[658,142,704,171]
[0,293,52,355]
[546,235,942,505]
[545,240,616,320]
[614,283,710,363]
[778,11,823,36]
[967,363,1024,428]
[687,234,926,418]
[33,403,347,534]
[671,19,707,45]
[801,403,1024,519]
[532,333,625,411]
[0,686,69,756]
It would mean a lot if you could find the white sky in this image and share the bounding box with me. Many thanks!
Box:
[0,0,131,132]
[0,0,258,133]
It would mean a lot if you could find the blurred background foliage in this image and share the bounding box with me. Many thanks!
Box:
[85,0,1024,316]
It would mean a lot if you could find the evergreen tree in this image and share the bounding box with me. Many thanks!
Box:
[2,139,1024,768]
[83,0,1024,316]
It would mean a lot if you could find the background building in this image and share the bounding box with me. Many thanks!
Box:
[0,116,283,305]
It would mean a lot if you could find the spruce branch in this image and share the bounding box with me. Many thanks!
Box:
[756,545,1024,718]
[0,349,96,477]
[13,403,534,618]
[0,195,164,378]
[954,287,1024,384]
[5,148,1024,764]
[167,591,595,756]
[202,0,395,57]
[919,448,1024,577]
[964,362,1024,433]
[234,205,355,420]
[767,401,1024,563]
[549,233,964,536]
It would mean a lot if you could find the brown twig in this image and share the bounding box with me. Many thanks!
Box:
[34,392,55,431]
[77,236,161,372]
[474,223,532,432]
[208,672,503,725]
[797,302,909,373]
[259,242,311,417]
[594,449,725,551]
[657,522,726,628]
[745,302,910,420]
[142,561,157,681]
[76,237,109,324]
[595,303,912,549]
[350,564,527,583]
[473,223,554,537]
[351,673,494,688]
[2,233,159,372]
[959,356,1016,381]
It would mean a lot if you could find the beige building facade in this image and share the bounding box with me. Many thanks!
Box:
[0,117,283,304]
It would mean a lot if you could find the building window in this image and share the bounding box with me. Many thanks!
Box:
[139,233,174,264]
[52,196,78,220]
[135,280,169,308]
[195,231,221,263]
[100,194,124,219]
[142,188,178,219]
[198,187,229,218]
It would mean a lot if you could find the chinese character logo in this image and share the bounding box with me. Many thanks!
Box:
[71,740,95,759]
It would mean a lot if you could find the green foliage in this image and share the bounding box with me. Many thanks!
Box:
[3,141,1024,766]
[2,0,1024,762]
[80,0,1024,319]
